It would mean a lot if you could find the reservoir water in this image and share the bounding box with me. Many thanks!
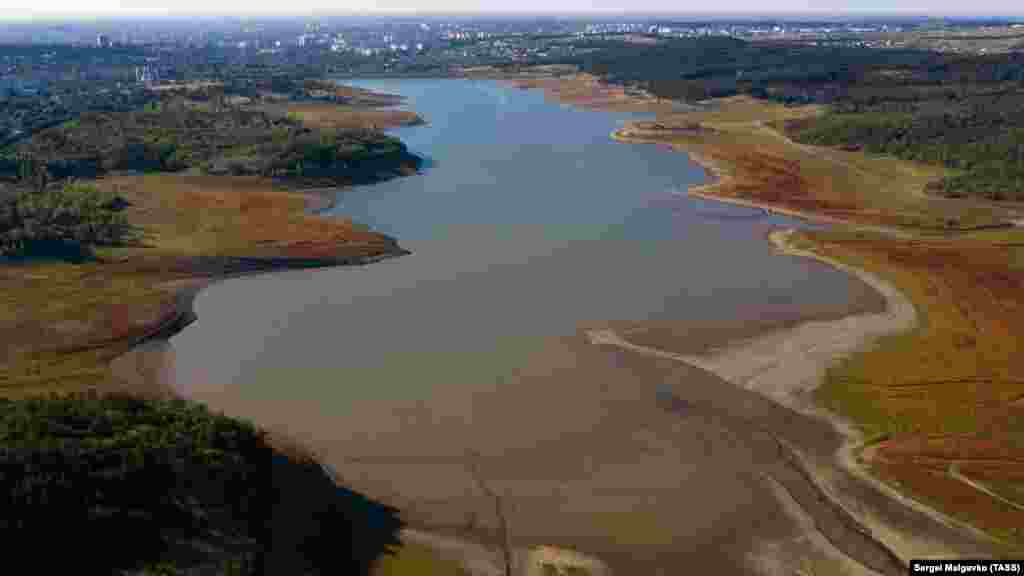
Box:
[173,79,863,408]
[170,79,887,572]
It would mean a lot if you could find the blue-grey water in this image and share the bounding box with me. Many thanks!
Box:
[171,78,859,435]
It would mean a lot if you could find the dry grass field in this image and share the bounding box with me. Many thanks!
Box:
[806,229,1024,545]
[497,72,678,113]
[616,95,1009,231]
[283,102,425,131]
[0,174,402,398]
[102,174,395,257]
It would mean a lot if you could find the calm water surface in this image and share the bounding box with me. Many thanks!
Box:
[171,79,859,423]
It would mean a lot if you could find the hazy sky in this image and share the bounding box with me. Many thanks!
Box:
[3,0,1023,19]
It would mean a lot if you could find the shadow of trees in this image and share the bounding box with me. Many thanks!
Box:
[1,393,403,575]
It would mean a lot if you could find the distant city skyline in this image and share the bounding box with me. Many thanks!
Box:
[3,1,1024,21]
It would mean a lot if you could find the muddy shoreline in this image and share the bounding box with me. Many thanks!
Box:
[610,127,920,239]
[106,166,416,399]
[585,227,999,573]
[110,75,1001,576]
[109,239,410,399]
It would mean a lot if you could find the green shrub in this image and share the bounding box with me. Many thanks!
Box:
[0,181,132,258]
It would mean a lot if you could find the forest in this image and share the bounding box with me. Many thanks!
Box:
[1,393,403,575]
[556,38,1024,199]
[1,91,421,190]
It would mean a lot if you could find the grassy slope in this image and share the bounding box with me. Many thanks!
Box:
[284,102,425,131]
[610,93,1024,546]
[808,229,1024,547]
[498,71,679,113]
[618,96,1008,230]
[0,174,398,397]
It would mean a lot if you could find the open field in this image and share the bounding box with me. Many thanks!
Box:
[0,174,404,398]
[467,69,680,113]
[98,174,399,258]
[806,228,1024,546]
[278,102,425,131]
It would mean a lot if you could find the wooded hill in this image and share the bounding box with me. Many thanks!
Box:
[1,393,403,575]
[2,93,420,190]
[555,38,1024,200]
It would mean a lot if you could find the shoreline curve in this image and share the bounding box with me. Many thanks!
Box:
[585,225,998,570]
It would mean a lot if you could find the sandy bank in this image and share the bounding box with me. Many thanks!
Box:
[585,227,998,569]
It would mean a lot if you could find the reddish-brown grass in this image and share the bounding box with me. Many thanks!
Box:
[808,230,1024,545]
[284,102,424,131]
[0,174,402,397]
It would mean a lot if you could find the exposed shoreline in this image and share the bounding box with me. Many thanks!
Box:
[586,224,996,568]
[104,167,419,400]
[108,241,410,400]
[583,223,1009,576]
[610,127,916,239]
[763,231,999,546]
[107,75,1006,574]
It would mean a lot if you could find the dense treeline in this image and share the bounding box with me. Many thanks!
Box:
[0,181,131,259]
[556,37,1024,200]
[559,37,1024,102]
[2,393,273,573]
[1,97,418,188]
[558,38,952,101]
[0,92,420,193]
[787,113,1024,199]
[1,393,403,575]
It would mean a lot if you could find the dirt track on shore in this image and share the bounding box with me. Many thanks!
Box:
[581,228,1000,574]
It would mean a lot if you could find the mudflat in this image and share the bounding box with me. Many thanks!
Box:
[222,241,990,573]
[291,315,984,575]
[296,331,829,574]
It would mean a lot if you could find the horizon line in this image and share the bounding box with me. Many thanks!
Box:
[4,10,1024,22]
